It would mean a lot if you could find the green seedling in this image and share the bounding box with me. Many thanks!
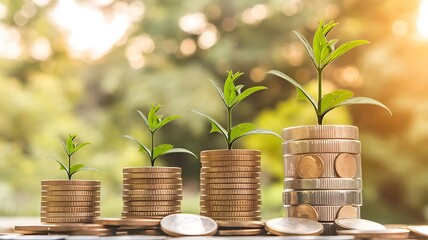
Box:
[269,20,391,124]
[192,70,282,149]
[124,104,197,166]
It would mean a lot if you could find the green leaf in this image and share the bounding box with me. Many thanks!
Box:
[123,135,151,159]
[235,85,245,94]
[148,104,162,132]
[66,135,74,156]
[293,30,316,67]
[70,142,90,156]
[320,39,338,64]
[322,21,338,36]
[230,86,267,108]
[320,90,353,115]
[223,71,238,107]
[312,20,326,67]
[55,159,68,172]
[229,128,283,148]
[190,110,228,141]
[323,97,392,116]
[69,164,85,176]
[153,115,181,132]
[137,110,149,128]
[153,144,174,161]
[267,70,317,111]
[321,40,370,68]
[230,123,256,143]
[209,79,227,106]
[153,148,197,163]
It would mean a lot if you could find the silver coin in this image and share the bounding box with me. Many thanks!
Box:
[265,217,323,236]
[282,125,359,140]
[160,213,217,237]
[283,190,362,206]
[334,218,386,230]
[284,178,362,190]
[283,140,360,155]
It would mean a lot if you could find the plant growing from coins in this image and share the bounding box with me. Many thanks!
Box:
[54,134,95,180]
[124,104,197,166]
[192,70,282,149]
[268,20,391,125]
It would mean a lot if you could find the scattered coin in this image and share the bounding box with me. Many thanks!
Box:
[297,155,324,179]
[334,218,386,230]
[408,225,428,238]
[335,153,357,178]
[93,217,160,227]
[122,211,180,218]
[216,228,266,236]
[265,217,323,236]
[336,228,410,238]
[160,213,217,237]
[15,224,104,233]
[125,229,165,236]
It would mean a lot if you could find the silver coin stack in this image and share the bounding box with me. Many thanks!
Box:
[282,125,363,235]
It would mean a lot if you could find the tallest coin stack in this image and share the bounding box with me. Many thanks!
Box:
[281,125,363,235]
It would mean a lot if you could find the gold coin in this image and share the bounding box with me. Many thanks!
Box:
[335,153,357,178]
[209,216,262,222]
[201,183,260,189]
[201,160,260,167]
[41,206,100,213]
[41,195,100,202]
[201,172,260,178]
[265,217,323,236]
[123,195,182,201]
[201,177,260,184]
[126,229,165,236]
[334,218,386,230]
[93,217,160,227]
[41,217,95,223]
[284,205,360,222]
[123,189,182,195]
[123,167,181,173]
[337,205,359,219]
[200,211,261,217]
[41,180,100,186]
[201,205,259,212]
[123,172,181,179]
[41,190,99,196]
[41,185,100,191]
[336,229,410,238]
[201,155,261,161]
[201,166,261,173]
[123,205,181,212]
[282,125,359,140]
[15,224,103,232]
[123,211,180,218]
[201,189,260,195]
[408,225,428,238]
[297,155,324,179]
[200,200,261,206]
[216,228,266,236]
[41,201,99,207]
[294,204,318,221]
[123,178,182,184]
[70,228,116,236]
[215,220,265,228]
[124,200,180,207]
[201,149,261,156]
[41,212,100,218]
[16,230,49,235]
[201,194,260,201]
[283,139,361,154]
[160,213,217,237]
[123,183,182,190]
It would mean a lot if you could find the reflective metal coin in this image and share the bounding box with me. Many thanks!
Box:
[283,139,361,154]
[408,225,428,238]
[123,183,182,190]
[201,177,260,184]
[294,204,318,221]
[283,178,362,190]
[160,213,217,237]
[41,180,99,186]
[201,166,261,173]
[337,228,410,238]
[284,205,360,222]
[215,220,264,228]
[334,218,386,230]
[123,172,181,179]
[297,155,324,179]
[200,149,261,156]
[282,190,362,206]
[336,205,359,219]
[335,153,357,178]
[93,217,160,227]
[216,228,266,236]
[201,172,260,178]
[282,125,359,140]
[265,217,323,236]
[123,167,181,173]
[200,211,261,217]
[123,178,182,184]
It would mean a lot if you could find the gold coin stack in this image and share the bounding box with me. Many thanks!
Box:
[41,180,100,224]
[122,167,182,219]
[200,149,263,236]
[282,125,363,235]
[15,223,115,236]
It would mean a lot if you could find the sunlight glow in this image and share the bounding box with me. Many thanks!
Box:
[180,38,197,56]
[30,38,52,61]
[198,24,218,49]
[179,12,207,35]
[242,4,268,25]
[0,24,22,59]
[392,20,408,36]
[417,0,428,38]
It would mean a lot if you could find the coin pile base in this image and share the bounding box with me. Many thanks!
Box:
[93,218,165,236]
[14,223,115,236]
[214,220,266,236]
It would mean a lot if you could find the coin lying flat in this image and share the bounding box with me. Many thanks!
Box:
[283,139,361,154]
[160,213,217,237]
[201,177,260,184]
[283,190,362,206]
[282,125,359,140]
[200,149,261,156]
[265,217,323,236]
[215,220,264,228]
[123,178,182,184]
[337,228,410,238]
[123,167,181,173]
[93,217,160,227]
[334,218,386,230]
[15,224,104,233]
[408,225,428,238]
[216,228,266,236]
[41,180,100,186]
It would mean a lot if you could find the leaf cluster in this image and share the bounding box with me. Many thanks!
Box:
[124,104,196,166]
[54,134,95,180]
[269,20,391,124]
[192,70,282,149]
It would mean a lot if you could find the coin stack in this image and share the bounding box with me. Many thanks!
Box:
[15,223,115,236]
[200,149,264,236]
[94,218,164,236]
[41,180,100,224]
[122,167,182,219]
[281,125,363,235]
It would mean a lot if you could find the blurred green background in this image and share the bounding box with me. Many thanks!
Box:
[0,0,427,224]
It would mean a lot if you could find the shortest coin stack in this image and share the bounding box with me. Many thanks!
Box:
[94,218,164,236]
[15,224,115,236]
[41,180,100,224]
[122,167,182,220]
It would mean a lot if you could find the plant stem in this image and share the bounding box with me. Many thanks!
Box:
[317,68,324,125]
[68,155,71,180]
[227,107,232,150]
[150,132,154,167]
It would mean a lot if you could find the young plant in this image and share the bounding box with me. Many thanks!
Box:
[268,20,391,125]
[54,134,95,180]
[124,104,197,167]
[192,70,282,149]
